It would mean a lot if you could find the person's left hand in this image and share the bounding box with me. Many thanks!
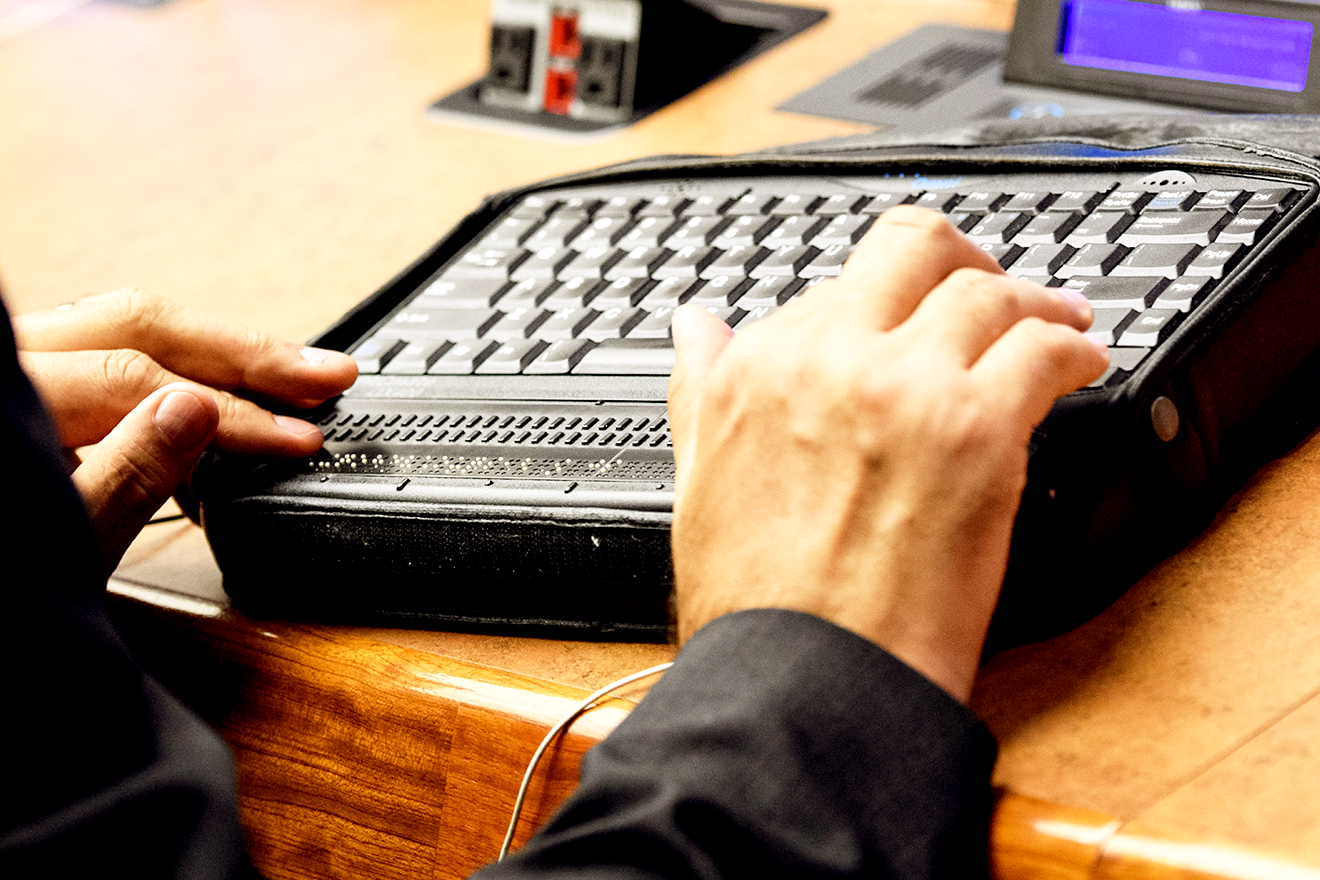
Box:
[14,288,357,573]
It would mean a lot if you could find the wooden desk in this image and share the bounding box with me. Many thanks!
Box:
[8,0,1320,878]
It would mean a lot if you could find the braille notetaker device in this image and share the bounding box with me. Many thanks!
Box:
[196,3,1320,650]
[429,0,827,135]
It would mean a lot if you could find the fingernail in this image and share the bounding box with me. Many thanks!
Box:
[155,391,213,451]
[300,346,338,366]
[274,414,322,439]
[1059,288,1092,319]
[1089,336,1111,358]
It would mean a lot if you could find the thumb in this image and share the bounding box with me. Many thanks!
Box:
[72,384,220,574]
[667,304,733,491]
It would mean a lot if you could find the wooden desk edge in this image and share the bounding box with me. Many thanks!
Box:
[105,579,1320,880]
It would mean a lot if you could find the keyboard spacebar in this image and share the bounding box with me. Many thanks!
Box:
[572,339,676,375]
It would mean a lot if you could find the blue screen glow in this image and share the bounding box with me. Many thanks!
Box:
[1059,0,1313,93]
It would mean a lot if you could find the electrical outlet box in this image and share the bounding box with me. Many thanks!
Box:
[431,0,828,136]
[479,0,642,124]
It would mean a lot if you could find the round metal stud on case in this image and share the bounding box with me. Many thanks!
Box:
[1151,396,1180,442]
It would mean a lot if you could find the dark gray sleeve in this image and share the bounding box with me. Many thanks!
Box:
[0,297,257,880]
[480,608,997,880]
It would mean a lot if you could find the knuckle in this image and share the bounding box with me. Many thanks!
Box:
[103,348,166,395]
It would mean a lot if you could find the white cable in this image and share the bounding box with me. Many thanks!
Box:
[498,661,674,861]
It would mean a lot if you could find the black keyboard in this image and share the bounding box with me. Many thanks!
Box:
[196,127,1320,648]
[346,176,1297,391]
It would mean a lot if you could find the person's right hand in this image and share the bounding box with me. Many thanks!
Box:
[667,207,1108,702]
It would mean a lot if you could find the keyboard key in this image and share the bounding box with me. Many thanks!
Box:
[351,337,406,374]
[800,243,852,277]
[1002,191,1056,212]
[1006,243,1075,277]
[475,339,549,373]
[857,192,909,214]
[956,191,1008,212]
[559,245,620,279]
[1216,210,1277,245]
[967,212,1030,243]
[581,306,646,341]
[445,247,524,281]
[496,277,556,308]
[1066,211,1133,244]
[635,194,689,217]
[539,276,598,309]
[1049,190,1106,212]
[913,191,962,212]
[588,276,649,308]
[477,215,538,249]
[751,245,818,278]
[702,245,768,278]
[814,193,866,215]
[1184,243,1244,278]
[977,242,1025,269]
[1116,210,1229,245]
[1110,243,1199,279]
[732,305,776,329]
[426,340,498,374]
[1193,190,1248,211]
[653,245,718,279]
[1015,211,1081,244]
[487,306,550,340]
[770,193,817,215]
[573,338,676,374]
[1118,308,1182,346]
[538,305,599,339]
[510,246,576,281]
[725,192,776,215]
[698,306,746,326]
[416,278,507,309]
[664,215,728,248]
[1144,190,1200,211]
[383,308,500,340]
[1090,346,1151,387]
[555,196,601,217]
[629,305,677,338]
[594,195,642,218]
[524,216,586,249]
[1056,243,1128,278]
[684,194,726,216]
[713,215,777,246]
[637,276,696,308]
[1243,188,1299,211]
[524,338,593,373]
[1061,276,1162,310]
[1152,277,1213,312]
[568,215,631,249]
[763,215,827,247]
[737,276,803,308]
[1085,309,1136,345]
[811,214,873,246]
[605,246,670,279]
[1097,190,1153,213]
[381,342,449,375]
[687,275,751,307]
[618,216,676,248]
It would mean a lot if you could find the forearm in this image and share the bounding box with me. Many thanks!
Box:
[480,610,997,880]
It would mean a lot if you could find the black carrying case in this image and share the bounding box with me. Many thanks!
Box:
[196,115,1320,649]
